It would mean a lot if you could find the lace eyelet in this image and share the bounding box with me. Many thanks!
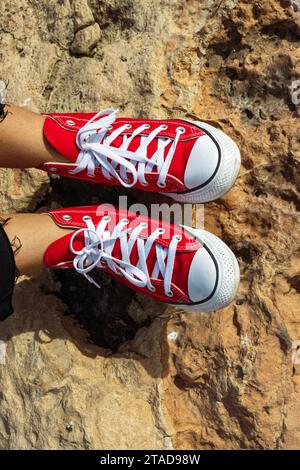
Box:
[161,124,168,130]
[173,234,182,241]
[176,126,186,134]
[66,120,75,126]
[121,218,129,224]
[140,222,148,228]
[62,215,72,221]
[157,181,166,188]
[125,124,132,129]
[166,290,174,298]
[82,215,91,222]
[148,285,156,292]
[140,182,149,187]
[107,126,113,131]
[157,228,165,234]
[144,124,151,129]
[102,215,111,222]
[83,133,91,143]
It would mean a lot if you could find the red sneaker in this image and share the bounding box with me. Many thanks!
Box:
[41,109,240,203]
[43,205,240,311]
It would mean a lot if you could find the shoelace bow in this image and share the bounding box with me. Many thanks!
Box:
[69,109,185,188]
[69,216,181,296]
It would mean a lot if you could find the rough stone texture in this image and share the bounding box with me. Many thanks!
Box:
[0,0,299,450]
[70,23,101,56]
[73,0,95,32]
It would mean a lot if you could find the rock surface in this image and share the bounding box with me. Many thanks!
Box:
[70,23,101,56]
[0,0,299,450]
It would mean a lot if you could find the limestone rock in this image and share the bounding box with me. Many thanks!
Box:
[70,24,101,57]
[73,0,95,32]
[0,169,49,213]
[0,0,299,450]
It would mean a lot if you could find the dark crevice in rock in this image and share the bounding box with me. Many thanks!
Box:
[221,393,259,445]
[229,241,260,265]
[232,310,242,336]
[261,21,300,42]
[277,331,292,354]
[288,275,300,293]
[209,18,243,60]
[55,268,139,352]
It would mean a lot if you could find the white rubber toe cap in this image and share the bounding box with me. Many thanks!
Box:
[184,135,219,189]
[188,247,217,302]
[166,120,241,203]
[181,226,240,312]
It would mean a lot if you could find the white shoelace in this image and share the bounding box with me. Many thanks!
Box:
[69,109,185,188]
[69,216,181,296]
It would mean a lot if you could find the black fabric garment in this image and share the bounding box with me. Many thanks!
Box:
[0,96,8,123]
[0,85,14,318]
[0,223,16,320]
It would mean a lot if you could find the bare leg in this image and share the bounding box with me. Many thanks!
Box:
[2,213,73,275]
[0,105,66,168]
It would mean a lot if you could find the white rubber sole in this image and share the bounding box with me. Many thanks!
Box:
[178,227,240,312]
[164,120,241,203]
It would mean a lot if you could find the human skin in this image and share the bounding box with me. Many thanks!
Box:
[0,104,66,168]
[1,213,73,275]
[0,105,73,274]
